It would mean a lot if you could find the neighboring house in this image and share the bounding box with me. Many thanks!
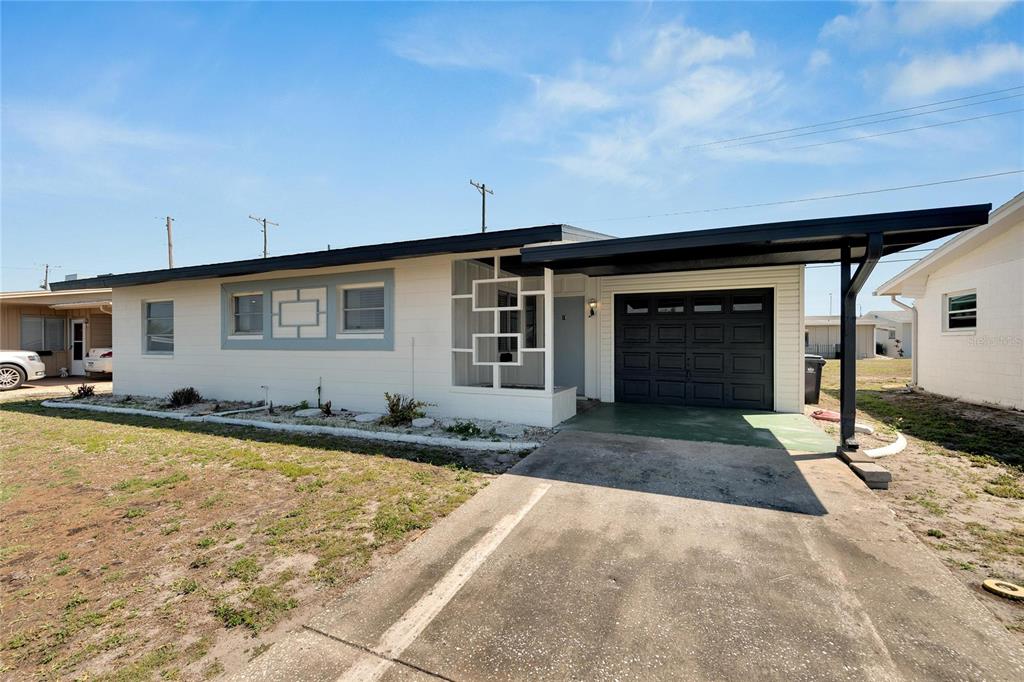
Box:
[866,309,913,358]
[804,315,894,359]
[0,283,113,376]
[876,193,1023,411]
[49,205,989,427]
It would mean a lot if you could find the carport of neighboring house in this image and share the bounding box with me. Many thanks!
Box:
[524,203,992,454]
[0,288,113,377]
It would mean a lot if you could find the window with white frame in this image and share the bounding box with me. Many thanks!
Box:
[232,293,263,335]
[944,290,977,331]
[340,285,385,333]
[145,301,174,353]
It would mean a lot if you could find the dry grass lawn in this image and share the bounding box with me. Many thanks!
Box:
[813,358,1024,639]
[0,401,494,680]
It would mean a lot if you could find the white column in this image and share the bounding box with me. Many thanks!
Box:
[544,267,554,394]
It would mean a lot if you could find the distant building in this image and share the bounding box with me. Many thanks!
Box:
[804,315,896,359]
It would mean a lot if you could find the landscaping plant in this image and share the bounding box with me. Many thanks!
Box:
[70,384,95,399]
[381,392,429,426]
[320,400,332,417]
[168,386,203,408]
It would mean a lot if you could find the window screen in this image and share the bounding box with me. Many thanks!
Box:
[343,287,385,331]
[945,292,977,330]
[20,316,65,351]
[145,301,174,352]
[233,294,263,334]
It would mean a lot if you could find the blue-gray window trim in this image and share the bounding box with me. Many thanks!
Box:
[220,269,395,350]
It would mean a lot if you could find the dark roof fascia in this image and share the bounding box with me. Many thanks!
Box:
[51,224,596,291]
[520,205,991,267]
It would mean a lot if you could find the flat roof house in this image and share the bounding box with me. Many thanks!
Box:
[876,193,1023,411]
[0,286,113,377]
[52,205,989,448]
[804,315,895,359]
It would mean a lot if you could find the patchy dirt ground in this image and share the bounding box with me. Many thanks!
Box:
[812,358,1024,640]
[0,400,498,680]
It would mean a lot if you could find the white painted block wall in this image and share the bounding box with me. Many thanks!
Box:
[111,254,563,426]
[915,223,1024,410]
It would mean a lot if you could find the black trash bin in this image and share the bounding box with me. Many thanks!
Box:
[804,354,826,404]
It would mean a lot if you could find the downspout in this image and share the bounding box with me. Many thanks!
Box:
[890,296,917,386]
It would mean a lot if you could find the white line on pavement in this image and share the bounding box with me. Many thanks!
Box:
[337,483,552,682]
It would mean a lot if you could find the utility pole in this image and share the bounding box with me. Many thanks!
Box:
[469,180,493,233]
[248,215,279,258]
[40,264,51,290]
[165,216,175,268]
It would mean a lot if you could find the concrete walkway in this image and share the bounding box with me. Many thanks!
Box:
[234,431,1023,681]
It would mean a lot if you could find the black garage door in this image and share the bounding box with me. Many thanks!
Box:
[614,289,773,410]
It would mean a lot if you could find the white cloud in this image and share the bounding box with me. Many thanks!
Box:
[887,42,1024,97]
[822,0,1015,42]
[5,106,196,155]
[531,76,618,113]
[641,23,755,71]
[807,49,832,72]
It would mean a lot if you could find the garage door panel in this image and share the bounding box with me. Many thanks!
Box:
[655,381,686,400]
[656,353,686,371]
[732,354,766,374]
[692,353,724,373]
[621,352,651,370]
[731,384,767,405]
[732,323,767,343]
[615,289,773,410]
[622,325,651,343]
[656,325,685,342]
[693,325,725,343]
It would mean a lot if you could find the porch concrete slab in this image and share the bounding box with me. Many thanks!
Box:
[561,402,837,452]
[243,431,1024,681]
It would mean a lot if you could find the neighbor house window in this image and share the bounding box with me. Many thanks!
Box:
[20,315,65,352]
[232,293,263,335]
[145,301,174,353]
[944,291,977,331]
[341,286,385,332]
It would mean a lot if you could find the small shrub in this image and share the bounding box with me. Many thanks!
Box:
[926,529,946,538]
[297,400,310,410]
[68,383,95,399]
[119,394,133,403]
[320,400,332,417]
[444,420,485,439]
[168,386,203,408]
[381,392,429,427]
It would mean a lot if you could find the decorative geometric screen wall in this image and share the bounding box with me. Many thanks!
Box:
[271,287,327,339]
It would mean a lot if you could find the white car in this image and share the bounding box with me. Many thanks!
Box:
[84,348,113,376]
[0,351,47,391]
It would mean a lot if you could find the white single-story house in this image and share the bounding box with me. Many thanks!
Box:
[804,315,896,359]
[0,284,113,376]
[865,309,913,358]
[50,205,989,432]
[876,193,1023,411]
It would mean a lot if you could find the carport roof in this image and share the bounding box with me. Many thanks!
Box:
[520,204,991,276]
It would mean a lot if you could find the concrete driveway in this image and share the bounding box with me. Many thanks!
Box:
[236,431,1023,681]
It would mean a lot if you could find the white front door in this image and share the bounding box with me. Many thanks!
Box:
[70,319,86,376]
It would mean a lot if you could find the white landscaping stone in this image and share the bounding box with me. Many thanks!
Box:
[411,417,435,428]
[354,413,382,423]
[294,408,323,417]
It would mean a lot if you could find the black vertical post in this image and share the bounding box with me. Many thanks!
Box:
[839,244,858,452]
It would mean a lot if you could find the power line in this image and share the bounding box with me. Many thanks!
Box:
[684,85,1024,149]
[581,170,1022,223]
[710,93,1023,150]
[788,108,1023,150]
[806,257,923,270]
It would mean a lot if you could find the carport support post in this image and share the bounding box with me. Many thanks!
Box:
[838,234,883,454]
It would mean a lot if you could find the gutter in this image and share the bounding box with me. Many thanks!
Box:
[890,296,917,386]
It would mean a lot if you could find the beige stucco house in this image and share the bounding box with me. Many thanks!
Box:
[876,193,1023,411]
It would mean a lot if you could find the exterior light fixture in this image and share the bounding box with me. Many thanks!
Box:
[588,298,598,317]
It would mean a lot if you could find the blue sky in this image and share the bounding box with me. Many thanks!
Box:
[2,1,1022,314]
